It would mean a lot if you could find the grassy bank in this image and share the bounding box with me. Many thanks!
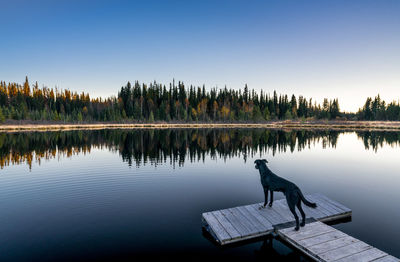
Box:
[1,120,400,132]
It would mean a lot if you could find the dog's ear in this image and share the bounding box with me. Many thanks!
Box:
[262,159,268,163]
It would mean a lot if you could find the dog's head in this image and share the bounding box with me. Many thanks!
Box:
[254,159,268,169]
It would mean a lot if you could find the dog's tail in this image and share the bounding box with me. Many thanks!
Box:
[298,190,317,208]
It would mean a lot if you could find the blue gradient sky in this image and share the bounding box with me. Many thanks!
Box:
[1,0,399,112]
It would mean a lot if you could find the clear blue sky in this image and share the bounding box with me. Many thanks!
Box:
[1,0,399,111]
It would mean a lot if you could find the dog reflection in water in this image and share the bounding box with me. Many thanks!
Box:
[254,159,317,231]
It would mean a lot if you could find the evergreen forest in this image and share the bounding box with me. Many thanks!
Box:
[0,77,399,123]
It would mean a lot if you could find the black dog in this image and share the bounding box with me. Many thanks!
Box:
[254,159,317,231]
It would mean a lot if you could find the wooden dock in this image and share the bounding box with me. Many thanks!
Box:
[202,193,351,245]
[202,193,399,261]
[279,221,398,262]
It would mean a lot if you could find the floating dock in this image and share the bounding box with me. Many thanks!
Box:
[279,221,398,262]
[202,193,399,261]
[202,193,351,245]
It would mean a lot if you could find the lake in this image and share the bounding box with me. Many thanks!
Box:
[0,129,399,261]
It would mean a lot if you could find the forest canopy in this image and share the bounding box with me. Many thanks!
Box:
[0,77,398,123]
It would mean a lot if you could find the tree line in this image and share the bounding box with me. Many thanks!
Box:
[0,77,399,123]
[357,95,400,121]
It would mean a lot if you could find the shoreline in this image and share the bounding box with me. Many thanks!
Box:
[1,121,400,132]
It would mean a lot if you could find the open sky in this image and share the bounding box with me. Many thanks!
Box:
[1,0,399,112]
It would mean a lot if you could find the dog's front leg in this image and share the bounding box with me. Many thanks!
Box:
[259,188,269,209]
[269,191,273,207]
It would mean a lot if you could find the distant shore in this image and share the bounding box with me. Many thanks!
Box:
[1,120,400,132]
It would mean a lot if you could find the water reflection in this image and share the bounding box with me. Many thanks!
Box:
[254,237,307,261]
[0,129,399,170]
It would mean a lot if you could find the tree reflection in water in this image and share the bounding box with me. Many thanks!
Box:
[0,129,399,169]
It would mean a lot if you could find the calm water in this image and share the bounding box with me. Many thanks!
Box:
[0,129,399,261]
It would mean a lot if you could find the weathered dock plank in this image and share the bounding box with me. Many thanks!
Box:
[314,193,351,213]
[243,205,273,230]
[283,222,336,241]
[335,247,388,262]
[373,255,400,262]
[211,210,241,241]
[250,203,283,225]
[307,235,358,254]
[219,208,255,237]
[277,221,399,262]
[318,241,371,261]
[202,193,351,245]
[202,212,231,243]
[273,200,297,222]
[235,206,269,232]
[297,230,347,248]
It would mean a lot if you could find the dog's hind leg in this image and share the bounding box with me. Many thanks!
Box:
[296,200,306,227]
[286,196,300,231]
[269,190,273,207]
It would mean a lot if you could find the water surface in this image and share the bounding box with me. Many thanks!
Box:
[0,129,399,261]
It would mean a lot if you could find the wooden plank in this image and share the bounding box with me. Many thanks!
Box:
[310,194,346,215]
[286,224,336,241]
[309,194,342,215]
[312,195,348,221]
[236,206,270,232]
[314,193,351,213]
[280,221,330,236]
[335,248,388,262]
[304,195,333,217]
[261,200,293,224]
[251,204,285,225]
[243,204,274,231]
[219,208,253,237]
[272,200,297,222]
[211,210,241,240]
[308,235,359,254]
[307,195,337,217]
[319,241,372,261]
[247,204,277,225]
[301,201,328,220]
[228,208,260,235]
[202,212,231,243]
[297,229,347,248]
[372,255,400,262]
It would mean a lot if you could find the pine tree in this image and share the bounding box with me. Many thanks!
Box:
[290,95,297,118]
[149,111,155,122]
[284,110,292,120]
[263,108,271,121]
[0,108,5,123]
